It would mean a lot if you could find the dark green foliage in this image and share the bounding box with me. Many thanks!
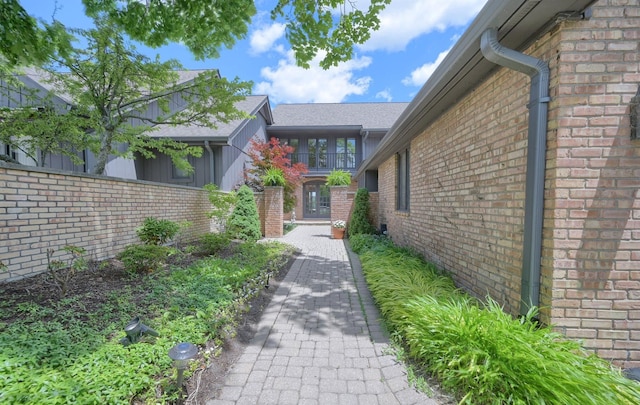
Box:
[228,185,262,241]
[117,244,171,274]
[199,232,232,255]
[0,240,294,404]
[325,169,351,186]
[348,188,375,236]
[136,217,180,245]
[354,234,640,404]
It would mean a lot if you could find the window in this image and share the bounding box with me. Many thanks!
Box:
[397,148,410,211]
[336,137,356,169]
[282,138,299,164]
[307,138,328,169]
[172,159,192,180]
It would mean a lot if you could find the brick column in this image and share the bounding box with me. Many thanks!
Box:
[330,186,350,228]
[263,186,283,238]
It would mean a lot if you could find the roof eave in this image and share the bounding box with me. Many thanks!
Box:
[357,0,596,177]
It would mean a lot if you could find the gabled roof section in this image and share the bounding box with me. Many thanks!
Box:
[271,102,409,131]
[150,95,272,142]
[359,0,596,175]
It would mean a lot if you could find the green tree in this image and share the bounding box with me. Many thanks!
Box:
[228,185,262,242]
[0,93,88,167]
[44,19,251,175]
[348,188,376,237]
[0,0,72,69]
[1,1,390,70]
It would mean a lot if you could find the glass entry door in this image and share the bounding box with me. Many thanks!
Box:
[303,181,330,218]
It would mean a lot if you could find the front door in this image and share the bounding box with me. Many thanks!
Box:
[303,181,330,218]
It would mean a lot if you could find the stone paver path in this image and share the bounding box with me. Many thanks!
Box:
[206,225,439,405]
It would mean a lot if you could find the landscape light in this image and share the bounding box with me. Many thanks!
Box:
[168,342,198,388]
[119,316,159,346]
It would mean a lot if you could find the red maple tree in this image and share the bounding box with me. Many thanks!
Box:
[245,137,308,212]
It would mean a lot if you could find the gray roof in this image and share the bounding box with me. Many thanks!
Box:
[359,0,596,174]
[150,95,272,141]
[21,68,219,106]
[271,102,409,130]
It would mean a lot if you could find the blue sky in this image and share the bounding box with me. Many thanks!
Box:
[21,0,488,105]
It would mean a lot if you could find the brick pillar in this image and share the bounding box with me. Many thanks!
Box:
[330,186,350,228]
[263,186,283,238]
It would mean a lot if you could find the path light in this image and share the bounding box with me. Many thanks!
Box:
[168,342,198,388]
[120,316,159,346]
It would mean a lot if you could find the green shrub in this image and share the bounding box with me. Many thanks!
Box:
[117,244,171,274]
[325,169,351,186]
[136,217,180,245]
[348,188,375,236]
[261,167,286,186]
[355,234,640,404]
[228,185,261,242]
[204,183,237,231]
[199,232,232,255]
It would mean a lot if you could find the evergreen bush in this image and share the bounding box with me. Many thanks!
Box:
[228,185,262,241]
[348,188,376,236]
[136,217,179,245]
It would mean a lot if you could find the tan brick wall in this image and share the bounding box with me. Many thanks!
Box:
[0,164,212,282]
[330,186,350,227]
[546,0,640,367]
[254,192,265,236]
[376,0,640,366]
[264,186,283,237]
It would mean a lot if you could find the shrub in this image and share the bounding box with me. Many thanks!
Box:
[348,188,375,236]
[199,232,232,255]
[228,185,261,242]
[136,217,179,245]
[46,245,88,297]
[355,234,640,404]
[325,169,351,186]
[261,167,286,186]
[117,244,171,274]
[204,183,237,231]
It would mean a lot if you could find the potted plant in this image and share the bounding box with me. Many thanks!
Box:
[325,169,351,186]
[332,219,346,239]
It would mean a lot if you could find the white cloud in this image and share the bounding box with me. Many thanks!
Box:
[402,48,450,87]
[375,89,393,102]
[249,23,286,54]
[254,51,372,103]
[359,0,487,52]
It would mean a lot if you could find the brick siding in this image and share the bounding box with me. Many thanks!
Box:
[0,163,212,282]
[375,0,640,366]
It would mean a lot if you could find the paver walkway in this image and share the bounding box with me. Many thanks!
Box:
[206,225,439,405]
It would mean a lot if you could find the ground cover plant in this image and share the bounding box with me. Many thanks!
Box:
[349,234,640,404]
[0,235,295,404]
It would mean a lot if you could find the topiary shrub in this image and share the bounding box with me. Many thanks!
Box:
[228,185,262,241]
[348,188,376,237]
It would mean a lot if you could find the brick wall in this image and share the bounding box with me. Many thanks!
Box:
[0,163,212,282]
[376,0,640,366]
[330,186,350,227]
[263,186,283,238]
[546,0,640,367]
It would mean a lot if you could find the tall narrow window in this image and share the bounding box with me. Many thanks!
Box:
[336,138,346,169]
[308,139,317,168]
[397,148,410,211]
[318,138,328,168]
